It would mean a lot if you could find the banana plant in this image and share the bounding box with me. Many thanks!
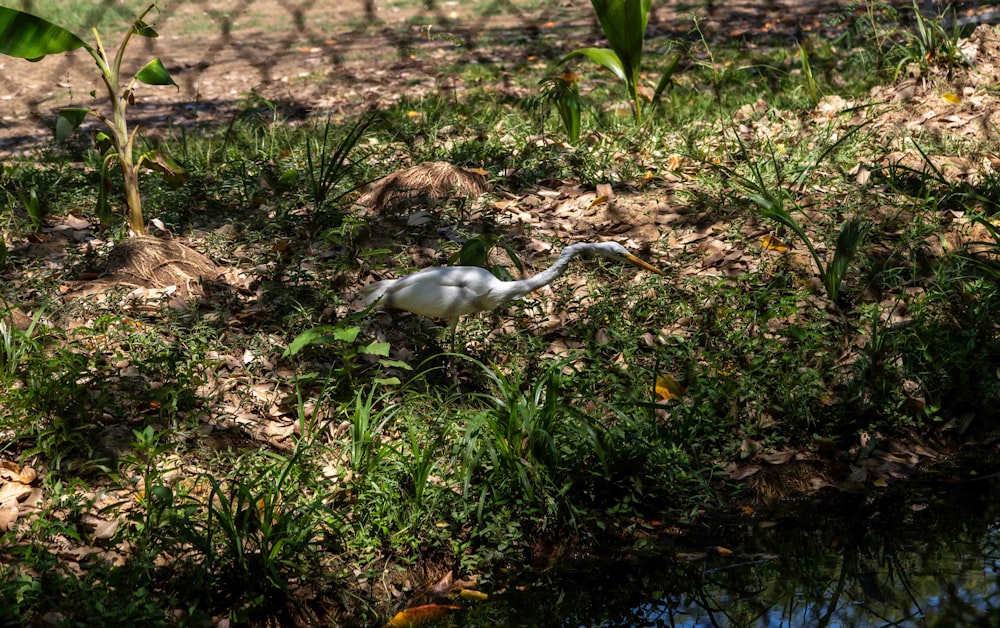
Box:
[560,0,651,123]
[0,4,185,236]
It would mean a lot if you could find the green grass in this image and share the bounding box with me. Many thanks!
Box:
[3,1,1000,624]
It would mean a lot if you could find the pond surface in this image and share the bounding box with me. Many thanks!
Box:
[457,467,1000,627]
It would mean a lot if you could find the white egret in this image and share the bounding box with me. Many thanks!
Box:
[359,242,664,345]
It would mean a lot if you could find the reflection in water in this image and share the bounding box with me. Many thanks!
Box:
[461,472,1000,627]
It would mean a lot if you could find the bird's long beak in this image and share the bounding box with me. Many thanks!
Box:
[623,253,665,276]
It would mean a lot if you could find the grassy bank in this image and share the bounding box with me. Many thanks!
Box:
[2,1,1000,624]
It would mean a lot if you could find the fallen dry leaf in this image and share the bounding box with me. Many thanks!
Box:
[385,604,460,628]
[81,514,119,541]
[0,504,18,531]
[588,195,609,209]
[458,588,488,601]
[758,450,796,465]
[0,482,34,505]
[761,234,788,252]
[653,374,686,400]
[730,465,762,481]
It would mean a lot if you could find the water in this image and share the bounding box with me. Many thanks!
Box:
[458,469,1000,627]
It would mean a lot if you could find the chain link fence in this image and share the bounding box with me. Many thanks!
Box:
[0,0,604,153]
[0,0,986,154]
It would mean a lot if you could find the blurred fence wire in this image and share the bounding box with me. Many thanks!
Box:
[0,0,602,152]
[0,0,987,153]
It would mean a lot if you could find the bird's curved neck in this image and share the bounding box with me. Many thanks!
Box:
[503,244,583,300]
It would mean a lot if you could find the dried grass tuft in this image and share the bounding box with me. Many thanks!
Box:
[358,161,490,211]
[104,236,218,296]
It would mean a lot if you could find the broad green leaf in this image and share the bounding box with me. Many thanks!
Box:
[567,0,650,122]
[132,19,158,38]
[55,107,88,141]
[492,266,514,282]
[0,7,88,61]
[284,328,328,357]
[149,484,173,505]
[561,47,626,83]
[135,57,177,87]
[458,237,489,267]
[590,0,650,79]
[285,324,362,356]
[378,359,413,370]
[331,325,361,343]
[140,150,187,188]
[359,341,391,357]
[95,130,115,154]
[373,377,402,386]
[289,372,320,385]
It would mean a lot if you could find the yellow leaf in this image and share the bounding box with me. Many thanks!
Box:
[761,234,788,252]
[406,111,421,118]
[942,92,961,104]
[458,588,489,601]
[666,154,683,171]
[653,374,686,400]
[386,604,460,628]
[873,478,888,488]
[588,195,609,209]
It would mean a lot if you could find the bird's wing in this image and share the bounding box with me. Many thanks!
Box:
[359,279,390,304]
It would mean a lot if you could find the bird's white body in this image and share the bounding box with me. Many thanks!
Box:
[360,242,663,333]
[360,265,513,321]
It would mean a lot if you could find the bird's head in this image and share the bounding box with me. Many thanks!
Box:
[583,242,665,276]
